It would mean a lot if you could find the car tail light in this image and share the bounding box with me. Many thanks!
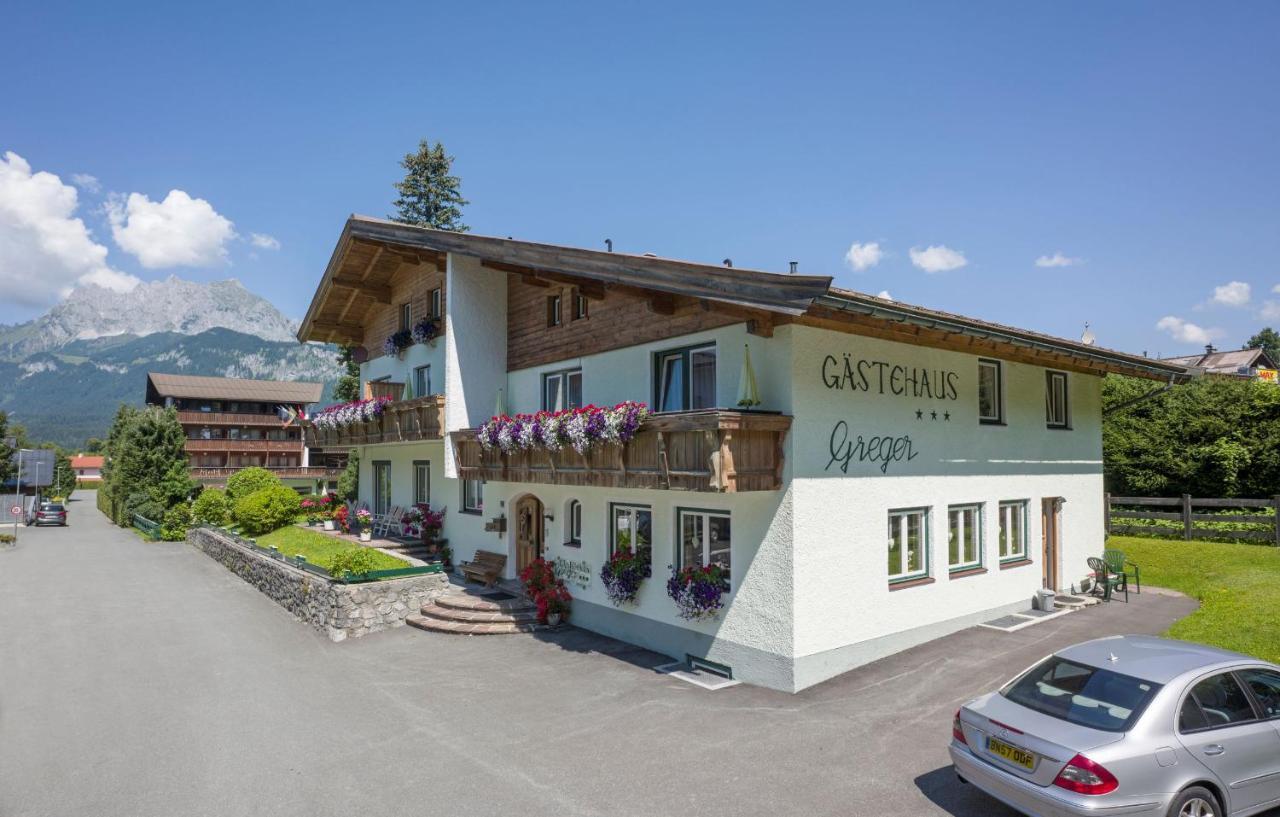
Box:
[1053,754,1118,795]
[952,710,967,745]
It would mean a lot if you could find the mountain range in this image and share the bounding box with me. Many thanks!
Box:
[0,278,338,449]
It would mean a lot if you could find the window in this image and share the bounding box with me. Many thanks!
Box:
[399,302,412,331]
[547,294,562,327]
[430,287,442,319]
[1002,657,1161,732]
[372,461,392,515]
[413,460,430,505]
[461,479,484,513]
[654,344,716,412]
[610,504,652,565]
[1239,669,1280,720]
[414,365,431,397]
[998,501,1028,561]
[678,508,731,584]
[566,500,583,546]
[888,508,929,582]
[572,289,588,321]
[947,504,982,571]
[978,359,1003,424]
[542,368,583,411]
[1180,673,1259,732]
[1046,371,1070,428]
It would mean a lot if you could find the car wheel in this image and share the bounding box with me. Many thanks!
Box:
[1169,786,1222,817]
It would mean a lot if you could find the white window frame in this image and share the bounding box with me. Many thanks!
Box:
[542,368,583,412]
[888,507,930,583]
[676,508,732,586]
[430,287,442,319]
[461,479,484,513]
[413,460,430,506]
[947,503,984,572]
[978,359,1004,425]
[654,343,717,413]
[609,503,652,558]
[547,294,562,327]
[372,461,392,515]
[1046,371,1070,429]
[998,500,1029,562]
[399,302,412,331]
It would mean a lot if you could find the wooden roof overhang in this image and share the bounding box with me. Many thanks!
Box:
[298,216,833,345]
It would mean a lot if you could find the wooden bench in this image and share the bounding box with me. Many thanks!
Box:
[460,550,507,587]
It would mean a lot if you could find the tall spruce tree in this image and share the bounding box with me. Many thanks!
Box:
[332,344,362,403]
[390,139,468,231]
[0,412,16,487]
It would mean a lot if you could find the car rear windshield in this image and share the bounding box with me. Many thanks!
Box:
[1001,656,1161,732]
[41,504,64,512]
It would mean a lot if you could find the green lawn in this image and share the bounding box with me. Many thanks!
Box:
[254,526,410,573]
[1110,535,1280,663]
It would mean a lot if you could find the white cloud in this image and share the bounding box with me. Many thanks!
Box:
[1210,280,1251,307]
[843,241,883,272]
[876,290,893,301]
[909,244,967,273]
[0,151,139,308]
[108,189,236,268]
[1156,316,1222,345]
[1035,252,1082,268]
[1272,284,1280,295]
[1259,301,1280,321]
[70,173,101,194]
[249,232,280,251]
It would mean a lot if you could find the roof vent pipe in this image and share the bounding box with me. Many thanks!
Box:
[605,239,613,253]
[1205,343,1216,355]
[789,261,798,274]
[723,258,733,268]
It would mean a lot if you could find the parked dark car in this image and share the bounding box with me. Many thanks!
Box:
[34,502,67,526]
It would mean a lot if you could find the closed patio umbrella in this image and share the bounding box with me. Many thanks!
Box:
[736,344,761,408]
[495,387,507,417]
[402,378,415,401]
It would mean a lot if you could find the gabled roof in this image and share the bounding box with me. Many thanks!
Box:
[1160,347,1274,376]
[146,373,324,405]
[70,455,104,469]
[298,216,1193,383]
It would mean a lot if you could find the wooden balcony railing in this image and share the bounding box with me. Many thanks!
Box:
[177,410,289,426]
[190,466,345,482]
[365,381,405,400]
[451,409,791,493]
[184,439,302,453]
[304,395,445,448]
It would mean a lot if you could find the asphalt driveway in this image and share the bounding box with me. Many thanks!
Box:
[1,493,1200,817]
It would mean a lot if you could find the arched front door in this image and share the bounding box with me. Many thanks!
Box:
[515,495,544,573]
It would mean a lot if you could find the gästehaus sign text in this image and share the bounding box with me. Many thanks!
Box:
[821,353,959,401]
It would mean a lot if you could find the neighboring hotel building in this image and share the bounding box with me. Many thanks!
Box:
[144,372,344,491]
[298,216,1190,692]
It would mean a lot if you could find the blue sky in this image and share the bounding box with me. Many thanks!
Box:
[2,1,1277,357]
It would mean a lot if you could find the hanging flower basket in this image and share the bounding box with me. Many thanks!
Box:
[383,329,413,358]
[478,402,649,456]
[412,317,441,346]
[600,545,652,606]
[666,563,729,621]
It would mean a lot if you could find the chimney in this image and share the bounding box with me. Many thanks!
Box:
[723,258,733,268]
[788,261,798,274]
[605,239,613,253]
[1205,344,1217,355]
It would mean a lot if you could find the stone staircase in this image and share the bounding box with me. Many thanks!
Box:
[406,589,546,635]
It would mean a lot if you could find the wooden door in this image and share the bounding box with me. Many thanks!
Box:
[515,495,543,573]
[1041,498,1059,591]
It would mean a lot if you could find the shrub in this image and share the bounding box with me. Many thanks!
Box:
[232,485,302,535]
[191,488,231,526]
[159,503,193,541]
[125,490,166,524]
[225,467,282,502]
[328,547,379,579]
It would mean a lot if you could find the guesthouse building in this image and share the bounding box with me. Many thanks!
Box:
[297,216,1189,692]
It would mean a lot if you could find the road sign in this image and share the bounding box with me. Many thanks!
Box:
[10,505,21,517]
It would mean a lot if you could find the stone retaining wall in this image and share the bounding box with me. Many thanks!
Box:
[188,527,448,641]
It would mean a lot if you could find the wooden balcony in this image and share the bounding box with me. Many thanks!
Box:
[452,409,791,493]
[185,439,302,453]
[190,466,345,482]
[304,395,445,448]
[177,410,289,426]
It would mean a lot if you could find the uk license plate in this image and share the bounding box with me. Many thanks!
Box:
[987,736,1036,770]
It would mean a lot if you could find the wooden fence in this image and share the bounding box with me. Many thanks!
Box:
[1106,494,1280,545]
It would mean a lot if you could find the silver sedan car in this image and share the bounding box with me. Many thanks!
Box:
[950,635,1280,817]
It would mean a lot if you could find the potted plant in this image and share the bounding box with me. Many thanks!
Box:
[600,543,652,606]
[666,563,730,621]
[355,508,373,541]
[538,582,572,626]
[412,317,441,347]
[439,543,453,569]
[331,504,348,533]
[301,498,318,525]
[383,329,413,359]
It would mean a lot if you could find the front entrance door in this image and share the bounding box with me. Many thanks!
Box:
[1041,497,1060,591]
[515,495,544,573]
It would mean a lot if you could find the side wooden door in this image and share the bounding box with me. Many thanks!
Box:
[515,495,543,573]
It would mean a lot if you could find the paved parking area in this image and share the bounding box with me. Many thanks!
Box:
[1,494,1201,817]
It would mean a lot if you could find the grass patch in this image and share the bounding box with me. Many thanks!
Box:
[1109,535,1280,662]
[255,526,409,573]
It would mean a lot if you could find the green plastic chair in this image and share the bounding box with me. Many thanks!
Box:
[1103,548,1141,594]
[1087,556,1129,603]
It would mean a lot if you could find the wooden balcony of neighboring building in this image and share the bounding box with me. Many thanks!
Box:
[190,466,345,483]
[304,394,446,449]
[177,410,291,426]
[451,409,791,493]
[184,439,303,453]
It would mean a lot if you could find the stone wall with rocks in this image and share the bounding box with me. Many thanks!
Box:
[188,526,448,641]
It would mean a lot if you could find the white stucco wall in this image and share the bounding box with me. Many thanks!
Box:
[443,253,508,478]
[360,334,445,398]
